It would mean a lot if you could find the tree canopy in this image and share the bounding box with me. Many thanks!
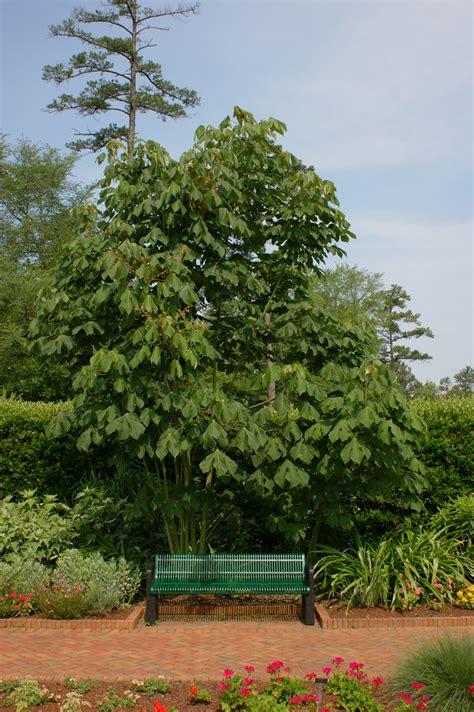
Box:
[42,0,200,152]
[34,109,426,554]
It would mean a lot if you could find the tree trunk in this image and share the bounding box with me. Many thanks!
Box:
[128,11,138,156]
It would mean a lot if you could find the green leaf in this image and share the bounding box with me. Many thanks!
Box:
[340,438,370,465]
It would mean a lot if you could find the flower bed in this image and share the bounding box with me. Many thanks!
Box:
[316,601,474,629]
[2,657,472,711]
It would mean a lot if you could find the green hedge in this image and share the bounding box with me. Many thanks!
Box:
[412,397,473,510]
[0,398,109,501]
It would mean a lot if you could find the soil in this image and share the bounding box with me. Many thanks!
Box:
[0,679,395,711]
[321,600,474,619]
[27,605,137,621]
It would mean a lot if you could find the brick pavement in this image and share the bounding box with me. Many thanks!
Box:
[1,620,472,681]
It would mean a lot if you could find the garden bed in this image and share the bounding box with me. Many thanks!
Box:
[156,593,302,620]
[316,601,474,629]
[0,678,393,711]
[0,603,144,630]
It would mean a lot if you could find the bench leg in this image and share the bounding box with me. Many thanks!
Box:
[145,558,157,626]
[302,560,315,626]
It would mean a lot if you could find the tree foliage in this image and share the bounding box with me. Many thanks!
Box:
[0,138,90,399]
[42,0,200,152]
[34,109,426,553]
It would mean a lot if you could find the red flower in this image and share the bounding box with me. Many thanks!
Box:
[10,592,16,599]
[189,686,198,696]
[411,682,425,690]
[372,677,384,686]
[153,702,168,712]
[13,605,20,612]
[322,667,332,675]
[18,595,25,602]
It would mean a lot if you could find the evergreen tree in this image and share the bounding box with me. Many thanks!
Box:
[378,284,434,374]
[42,0,200,153]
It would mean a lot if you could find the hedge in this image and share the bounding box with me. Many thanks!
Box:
[412,397,473,510]
[0,398,109,501]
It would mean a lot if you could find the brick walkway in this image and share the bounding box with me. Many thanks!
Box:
[1,621,472,681]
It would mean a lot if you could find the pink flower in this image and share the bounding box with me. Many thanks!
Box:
[411,682,425,690]
[266,660,285,673]
[420,695,431,702]
[10,592,16,599]
[243,678,254,686]
[223,668,234,678]
[433,583,443,589]
[13,605,20,612]
[244,665,255,673]
[349,662,364,670]
[468,684,474,694]
[239,688,251,696]
[372,677,384,686]
[322,667,332,675]
[415,588,421,596]
[416,704,428,710]
[331,657,344,665]
[218,683,231,690]
[405,582,411,590]
[305,672,317,680]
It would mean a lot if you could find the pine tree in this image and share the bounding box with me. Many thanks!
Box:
[378,284,434,371]
[42,0,200,153]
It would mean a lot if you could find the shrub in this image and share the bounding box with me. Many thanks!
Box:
[0,493,76,563]
[0,556,48,593]
[315,528,472,609]
[389,633,474,711]
[36,583,90,619]
[431,495,473,549]
[412,398,473,512]
[0,397,103,500]
[52,549,140,613]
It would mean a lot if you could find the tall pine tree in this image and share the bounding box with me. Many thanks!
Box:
[42,0,200,153]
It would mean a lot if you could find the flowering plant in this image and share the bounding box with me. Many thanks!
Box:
[0,591,33,617]
[323,658,384,712]
[189,684,211,704]
[395,682,431,710]
[454,584,474,609]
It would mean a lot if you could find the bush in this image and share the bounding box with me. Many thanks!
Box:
[0,493,76,563]
[36,584,90,619]
[0,556,48,593]
[0,396,110,500]
[389,633,474,711]
[431,494,473,549]
[52,549,140,614]
[412,397,473,511]
[315,527,472,610]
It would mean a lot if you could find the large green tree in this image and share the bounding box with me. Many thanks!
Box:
[42,0,200,153]
[0,137,89,399]
[34,110,426,554]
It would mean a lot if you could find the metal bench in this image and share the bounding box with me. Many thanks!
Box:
[145,553,315,625]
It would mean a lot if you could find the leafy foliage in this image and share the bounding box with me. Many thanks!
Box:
[315,527,472,610]
[0,493,76,563]
[51,549,140,614]
[0,397,112,500]
[34,109,426,553]
[388,634,474,712]
[0,138,90,400]
[326,673,383,712]
[412,397,473,512]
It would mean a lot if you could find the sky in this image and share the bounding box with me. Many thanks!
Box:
[1,0,472,383]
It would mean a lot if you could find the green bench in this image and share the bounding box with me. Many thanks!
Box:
[145,553,315,626]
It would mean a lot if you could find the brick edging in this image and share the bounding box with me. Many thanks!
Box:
[315,603,474,629]
[0,604,145,630]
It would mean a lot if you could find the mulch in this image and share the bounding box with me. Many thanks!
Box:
[323,600,474,619]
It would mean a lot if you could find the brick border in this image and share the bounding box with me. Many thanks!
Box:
[315,603,474,629]
[0,604,144,630]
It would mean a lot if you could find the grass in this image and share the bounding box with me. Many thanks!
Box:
[388,633,474,711]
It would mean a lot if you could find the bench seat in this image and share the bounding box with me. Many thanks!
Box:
[146,553,315,625]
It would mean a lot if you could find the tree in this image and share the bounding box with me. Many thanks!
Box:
[34,109,426,554]
[312,263,384,328]
[378,284,434,370]
[42,0,200,153]
[0,138,89,399]
[451,366,474,397]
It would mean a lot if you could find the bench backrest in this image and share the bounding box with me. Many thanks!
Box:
[154,553,306,584]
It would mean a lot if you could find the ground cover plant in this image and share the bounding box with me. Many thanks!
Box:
[388,633,474,711]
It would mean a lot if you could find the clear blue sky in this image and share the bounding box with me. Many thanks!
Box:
[1,0,472,383]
